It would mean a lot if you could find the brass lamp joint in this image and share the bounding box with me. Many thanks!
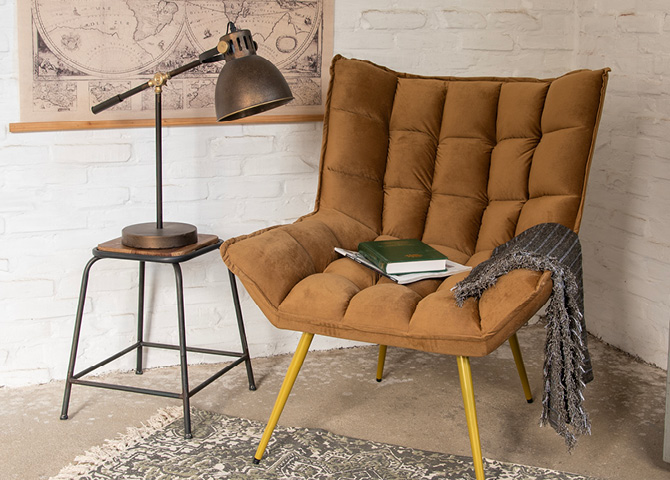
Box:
[149,72,170,93]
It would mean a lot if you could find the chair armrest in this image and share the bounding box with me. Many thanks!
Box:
[221,208,378,311]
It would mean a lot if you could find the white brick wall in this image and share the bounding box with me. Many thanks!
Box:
[576,2,670,369]
[1,1,668,387]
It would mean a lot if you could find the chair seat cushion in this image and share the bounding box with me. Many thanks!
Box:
[275,256,551,357]
[223,218,552,357]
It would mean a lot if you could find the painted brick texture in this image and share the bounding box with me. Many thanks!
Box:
[576,3,670,369]
[1,1,668,387]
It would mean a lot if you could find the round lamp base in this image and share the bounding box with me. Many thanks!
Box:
[121,222,198,249]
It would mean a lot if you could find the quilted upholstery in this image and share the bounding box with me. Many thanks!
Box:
[221,56,609,357]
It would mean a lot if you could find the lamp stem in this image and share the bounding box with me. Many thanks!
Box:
[155,89,163,230]
[90,45,224,249]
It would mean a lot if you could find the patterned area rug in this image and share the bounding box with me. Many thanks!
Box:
[52,407,599,480]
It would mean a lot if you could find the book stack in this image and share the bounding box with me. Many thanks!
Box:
[335,238,470,285]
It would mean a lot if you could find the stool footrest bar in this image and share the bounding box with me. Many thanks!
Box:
[143,341,245,357]
[73,343,141,379]
[189,356,247,396]
[71,347,249,399]
[71,379,182,398]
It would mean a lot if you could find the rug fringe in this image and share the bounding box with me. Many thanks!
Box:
[50,406,184,480]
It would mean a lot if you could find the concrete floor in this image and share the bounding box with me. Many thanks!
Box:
[1,323,669,480]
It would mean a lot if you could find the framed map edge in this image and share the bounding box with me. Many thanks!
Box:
[12,1,333,133]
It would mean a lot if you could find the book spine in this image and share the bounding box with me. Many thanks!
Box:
[358,243,389,273]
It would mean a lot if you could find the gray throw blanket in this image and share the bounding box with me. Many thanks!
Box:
[451,222,592,450]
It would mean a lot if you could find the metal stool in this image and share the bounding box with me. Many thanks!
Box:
[59,234,256,438]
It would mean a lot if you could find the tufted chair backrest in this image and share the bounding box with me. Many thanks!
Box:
[316,56,609,260]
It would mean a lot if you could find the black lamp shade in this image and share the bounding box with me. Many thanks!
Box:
[215,54,294,122]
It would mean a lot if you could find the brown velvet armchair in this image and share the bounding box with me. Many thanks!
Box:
[221,56,609,479]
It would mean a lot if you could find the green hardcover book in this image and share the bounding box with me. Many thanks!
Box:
[357,238,448,274]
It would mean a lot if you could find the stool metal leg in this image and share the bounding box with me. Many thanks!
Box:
[60,257,100,420]
[136,261,145,375]
[173,263,193,439]
[228,270,256,391]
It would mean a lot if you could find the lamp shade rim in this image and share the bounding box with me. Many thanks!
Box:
[217,96,294,122]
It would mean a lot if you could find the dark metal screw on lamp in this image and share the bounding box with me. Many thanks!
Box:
[92,22,294,249]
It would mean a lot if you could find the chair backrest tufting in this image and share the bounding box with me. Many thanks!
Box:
[317,56,609,259]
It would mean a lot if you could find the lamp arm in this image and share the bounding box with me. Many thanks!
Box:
[198,46,226,64]
[91,55,224,114]
[166,59,207,79]
[91,81,152,114]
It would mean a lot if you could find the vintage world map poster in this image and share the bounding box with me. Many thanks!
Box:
[17,0,333,124]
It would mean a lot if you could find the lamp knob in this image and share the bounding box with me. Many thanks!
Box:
[217,40,230,55]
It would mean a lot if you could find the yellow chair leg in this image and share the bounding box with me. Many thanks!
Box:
[457,356,485,480]
[508,333,533,403]
[253,332,314,464]
[376,345,387,382]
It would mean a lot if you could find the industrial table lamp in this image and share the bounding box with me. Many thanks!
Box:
[93,22,294,249]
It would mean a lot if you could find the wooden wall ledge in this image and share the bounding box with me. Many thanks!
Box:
[9,114,324,133]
